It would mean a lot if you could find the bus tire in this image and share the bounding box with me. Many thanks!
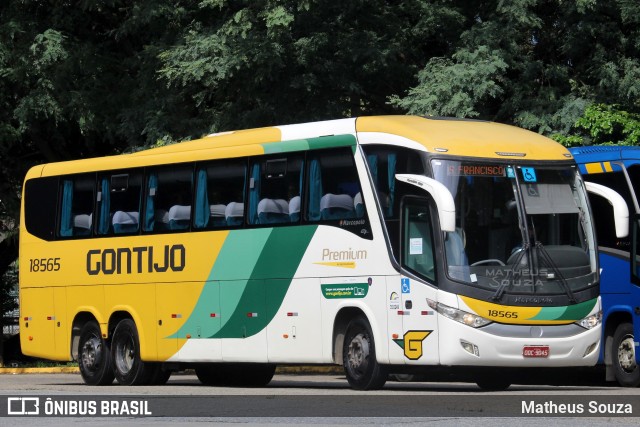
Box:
[612,322,640,387]
[78,320,114,386]
[195,364,226,385]
[475,376,511,391]
[343,316,387,390]
[236,364,276,387]
[111,319,153,385]
[148,363,172,385]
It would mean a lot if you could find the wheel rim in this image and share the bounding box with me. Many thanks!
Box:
[347,332,370,379]
[115,334,135,375]
[617,334,637,373]
[81,335,103,373]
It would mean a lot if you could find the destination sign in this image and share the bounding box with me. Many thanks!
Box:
[447,164,506,177]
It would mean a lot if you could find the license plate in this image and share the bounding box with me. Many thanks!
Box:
[523,346,549,358]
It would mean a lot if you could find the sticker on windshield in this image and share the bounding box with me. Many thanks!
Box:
[522,167,537,182]
[506,167,515,178]
[409,238,423,255]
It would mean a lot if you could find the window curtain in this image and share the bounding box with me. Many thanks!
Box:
[307,159,323,221]
[99,178,111,235]
[367,155,378,185]
[249,163,261,224]
[194,169,210,229]
[144,174,157,231]
[60,180,73,237]
[387,153,396,217]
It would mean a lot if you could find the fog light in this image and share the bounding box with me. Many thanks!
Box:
[461,340,480,357]
[583,342,598,357]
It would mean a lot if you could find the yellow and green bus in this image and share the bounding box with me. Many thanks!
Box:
[19,116,621,390]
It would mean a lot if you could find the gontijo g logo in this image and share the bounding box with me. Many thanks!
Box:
[393,330,432,360]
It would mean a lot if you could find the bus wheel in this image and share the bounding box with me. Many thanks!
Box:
[612,323,640,387]
[236,364,276,387]
[343,316,387,390]
[475,376,511,391]
[148,363,172,385]
[78,321,114,385]
[195,364,226,385]
[111,319,152,385]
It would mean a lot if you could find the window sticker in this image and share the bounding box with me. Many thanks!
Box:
[409,238,423,255]
[522,167,537,182]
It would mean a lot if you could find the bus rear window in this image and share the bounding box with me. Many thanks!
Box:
[24,176,58,241]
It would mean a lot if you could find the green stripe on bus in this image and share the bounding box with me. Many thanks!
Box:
[169,226,317,340]
[530,298,597,321]
[212,225,317,338]
[262,139,309,154]
[261,135,356,154]
[168,229,272,339]
[307,135,356,150]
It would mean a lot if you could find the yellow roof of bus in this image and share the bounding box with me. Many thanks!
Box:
[30,115,570,179]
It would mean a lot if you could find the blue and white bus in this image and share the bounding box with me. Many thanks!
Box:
[571,146,640,387]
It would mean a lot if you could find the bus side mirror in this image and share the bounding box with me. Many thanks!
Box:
[395,174,456,232]
[585,181,629,238]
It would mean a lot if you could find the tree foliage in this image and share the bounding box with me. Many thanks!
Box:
[391,0,640,136]
[553,104,640,147]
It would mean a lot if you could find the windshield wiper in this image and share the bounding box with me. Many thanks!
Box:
[491,243,530,302]
[534,241,577,303]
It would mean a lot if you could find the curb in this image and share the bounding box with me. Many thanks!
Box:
[0,366,343,375]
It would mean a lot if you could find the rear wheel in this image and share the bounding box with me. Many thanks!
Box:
[195,364,226,386]
[237,364,276,387]
[343,316,387,390]
[78,321,114,385]
[475,376,511,391]
[148,363,172,385]
[111,319,153,385]
[612,323,640,387]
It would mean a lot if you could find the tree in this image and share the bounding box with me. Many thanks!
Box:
[552,104,640,147]
[157,0,465,132]
[391,0,640,138]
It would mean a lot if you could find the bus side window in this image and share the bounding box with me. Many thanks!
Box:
[401,199,436,282]
[143,166,193,232]
[306,148,364,222]
[194,160,247,229]
[361,146,426,219]
[248,155,303,225]
[58,174,95,238]
[24,176,58,241]
[95,171,143,235]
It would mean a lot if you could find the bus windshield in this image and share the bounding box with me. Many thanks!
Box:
[430,159,597,297]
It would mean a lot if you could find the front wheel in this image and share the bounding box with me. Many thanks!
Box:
[111,319,153,385]
[476,377,511,391]
[343,316,387,390]
[78,321,114,385]
[612,323,640,387]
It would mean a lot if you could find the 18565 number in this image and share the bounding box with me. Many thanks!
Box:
[487,309,518,319]
[29,258,61,272]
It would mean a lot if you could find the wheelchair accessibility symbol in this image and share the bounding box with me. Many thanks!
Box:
[522,167,537,182]
[401,278,410,294]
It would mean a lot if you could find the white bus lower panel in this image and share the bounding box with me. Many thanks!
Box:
[438,315,601,367]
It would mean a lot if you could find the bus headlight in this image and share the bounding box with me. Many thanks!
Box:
[427,299,492,328]
[576,310,602,330]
